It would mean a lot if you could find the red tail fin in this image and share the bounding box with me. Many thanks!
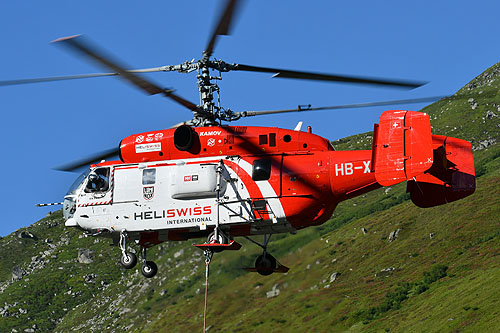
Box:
[372,110,433,186]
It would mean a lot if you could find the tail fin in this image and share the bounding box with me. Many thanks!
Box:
[407,135,476,208]
[372,110,433,186]
[372,110,476,208]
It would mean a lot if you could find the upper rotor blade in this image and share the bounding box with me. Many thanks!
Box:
[54,147,120,172]
[53,35,198,111]
[233,64,426,89]
[204,0,243,58]
[0,73,118,86]
[0,67,169,87]
[239,96,449,117]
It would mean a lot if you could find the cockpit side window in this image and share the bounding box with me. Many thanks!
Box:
[85,167,110,193]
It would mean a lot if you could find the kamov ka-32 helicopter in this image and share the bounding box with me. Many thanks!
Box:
[2,0,475,279]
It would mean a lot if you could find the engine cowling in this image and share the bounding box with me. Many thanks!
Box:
[119,129,172,163]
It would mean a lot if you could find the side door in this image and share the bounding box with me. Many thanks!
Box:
[112,165,141,228]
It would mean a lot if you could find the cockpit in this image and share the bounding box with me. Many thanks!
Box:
[63,167,110,221]
[66,169,90,197]
[63,169,89,221]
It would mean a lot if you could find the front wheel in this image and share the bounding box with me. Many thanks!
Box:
[207,230,228,244]
[141,261,158,278]
[120,252,137,269]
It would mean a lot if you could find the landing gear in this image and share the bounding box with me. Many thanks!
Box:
[207,230,228,244]
[244,234,289,276]
[119,230,137,269]
[139,246,158,278]
[255,253,277,276]
[120,252,137,269]
[118,230,157,277]
[141,261,158,278]
[206,229,229,253]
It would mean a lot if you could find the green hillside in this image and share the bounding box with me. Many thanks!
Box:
[0,62,499,333]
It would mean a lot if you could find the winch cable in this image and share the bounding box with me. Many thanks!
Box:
[203,249,213,332]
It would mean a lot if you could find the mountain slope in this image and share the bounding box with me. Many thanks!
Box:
[0,62,499,332]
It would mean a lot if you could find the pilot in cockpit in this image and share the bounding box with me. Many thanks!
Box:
[85,168,109,192]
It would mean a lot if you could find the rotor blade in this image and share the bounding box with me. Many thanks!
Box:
[239,96,449,117]
[232,64,426,89]
[0,73,118,86]
[0,67,169,87]
[53,35,198,111]
[54,147,120,172]
[204,0,244,58]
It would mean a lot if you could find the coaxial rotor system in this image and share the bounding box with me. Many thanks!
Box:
[0,0,432,126]
[1,0,450,171]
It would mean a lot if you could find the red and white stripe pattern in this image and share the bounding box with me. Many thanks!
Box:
[77,200,112,207]
[109,167,115,204]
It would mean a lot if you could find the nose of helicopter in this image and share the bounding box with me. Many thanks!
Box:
[64,217,78,227]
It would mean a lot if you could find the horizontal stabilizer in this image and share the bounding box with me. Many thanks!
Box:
[407,135,475,208]
[372,110,433,186]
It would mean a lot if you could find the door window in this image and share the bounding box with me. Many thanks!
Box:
[142,168,156,185]
[252,159,271,181]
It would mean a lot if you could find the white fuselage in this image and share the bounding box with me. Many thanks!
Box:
[65,156,293,240]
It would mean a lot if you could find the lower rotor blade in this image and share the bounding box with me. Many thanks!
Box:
[233,64,426,89]
[54,147,120,172]
[239,96,448,117]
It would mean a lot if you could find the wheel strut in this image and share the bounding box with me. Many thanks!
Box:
[119,230,128,258]
[243,234,272,253]
[119,230,138,269]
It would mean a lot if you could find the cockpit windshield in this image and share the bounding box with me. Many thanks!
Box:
[66,169,90,196]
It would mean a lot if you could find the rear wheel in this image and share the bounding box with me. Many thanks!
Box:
[255,253,276,276]
[120,252,137,269]
[141,261,158,278]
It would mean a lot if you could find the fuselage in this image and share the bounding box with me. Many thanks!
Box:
[64,126,379,245]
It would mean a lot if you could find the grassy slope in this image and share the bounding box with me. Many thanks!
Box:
[0,62,498,332]
[143,164,500,333]
[143,63,500,332]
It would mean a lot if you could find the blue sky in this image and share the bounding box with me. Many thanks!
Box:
[0,0,499,236]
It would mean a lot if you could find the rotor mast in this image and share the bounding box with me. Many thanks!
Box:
[197,55,221,126]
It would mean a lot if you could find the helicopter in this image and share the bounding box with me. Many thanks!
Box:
[1,0,475,279]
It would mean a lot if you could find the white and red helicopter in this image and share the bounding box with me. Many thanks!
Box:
[2,0,475,279]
